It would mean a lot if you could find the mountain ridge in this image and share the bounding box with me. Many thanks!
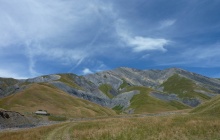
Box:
[0,67,220,116]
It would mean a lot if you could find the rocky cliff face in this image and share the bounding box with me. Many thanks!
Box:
[84,67,220,93]
[83,67,220,107]
[85,67,220,93]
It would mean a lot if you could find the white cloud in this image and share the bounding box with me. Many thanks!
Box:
[127,36,169,52]
[0,0,101,47]
[0,0,177,77]
[155,43,220,68]
[159,19,176,29]
[183,44,220,60]
[0,0,61,47]
[95,63,109,72]
[82,68,93,75]
[24,44,88,76]
[26,45,87,64]
[0,0,116,77]
[141,54,150,59]
[177,44,220,67]
[115,19,170,52]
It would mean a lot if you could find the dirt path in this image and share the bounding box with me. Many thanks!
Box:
[45,123,76,140]
[40,111,189,140]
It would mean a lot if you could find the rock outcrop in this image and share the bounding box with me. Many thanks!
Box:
[0,110,32,129]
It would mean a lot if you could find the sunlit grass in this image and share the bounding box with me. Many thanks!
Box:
[1,114,219,140]
[99,84,114,99]
[59,74,83,90]
[126,86,189,114]
[191,94,220,116]
[162,74,210,100]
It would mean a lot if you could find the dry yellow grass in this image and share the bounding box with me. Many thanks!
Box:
[0,114,220,140]
[0,83,116,118]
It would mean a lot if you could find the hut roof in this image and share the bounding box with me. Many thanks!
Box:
[35,110,49,115]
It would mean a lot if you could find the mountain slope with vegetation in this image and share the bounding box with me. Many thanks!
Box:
[191,95,220,116]
[126,86,189,114]
[0,67,220,116]
[162,74,210,99]
[0,78,20,97]
[84,67,220,108]
[0,83,116,118]
[1,66,220,138]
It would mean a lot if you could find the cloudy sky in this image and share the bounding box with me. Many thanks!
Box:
[0,0,220,79]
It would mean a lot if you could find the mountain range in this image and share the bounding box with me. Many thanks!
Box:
[0,67,220,117]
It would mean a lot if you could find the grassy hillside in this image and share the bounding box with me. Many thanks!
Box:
[191,95,220,116]
[127,86,189,114]
[162,74,210,100]
[119,79,129,90]
[58,74,83,90]
[99,84,114,98]
[0,83,116,118]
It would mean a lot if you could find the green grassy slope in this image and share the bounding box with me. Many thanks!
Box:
[162,74,210,100]
[58,74,83,90]
[119,79,129,90]
[99,84,114,98]
[127,86,189,114]
[191,95,220,116]
[0,83,116,118]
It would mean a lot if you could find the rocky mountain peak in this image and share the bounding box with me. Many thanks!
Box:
[26,74,61,83]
